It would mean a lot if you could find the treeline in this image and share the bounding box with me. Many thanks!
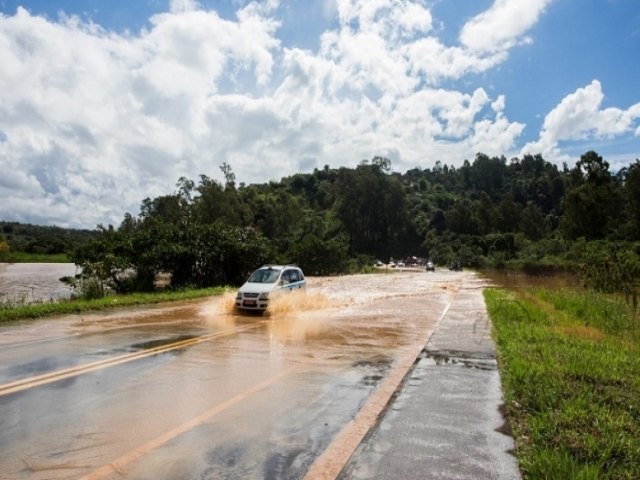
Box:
[69,150,640,296]
[0,221,96,260]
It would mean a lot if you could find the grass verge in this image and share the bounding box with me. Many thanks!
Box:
[485,287,640,479]
[0,252,70,263]
[0,287,229,324]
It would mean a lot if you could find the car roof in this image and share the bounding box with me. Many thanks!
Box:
[258,264,301,270]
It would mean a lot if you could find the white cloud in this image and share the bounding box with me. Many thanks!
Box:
[460,0,553,53]
[0,1,561,228]
[170,0,200,13]
[491,95,506,112]
[472,113,525,156]
[0,5,282,227]
[523,80,640,162]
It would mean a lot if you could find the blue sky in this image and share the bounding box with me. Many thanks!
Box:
[0,0,638,228]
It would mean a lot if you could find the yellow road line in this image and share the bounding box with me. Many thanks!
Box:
[79,366,296,480]
[303,299,454,480]
[0,320,193,350]
[0,322,266,397]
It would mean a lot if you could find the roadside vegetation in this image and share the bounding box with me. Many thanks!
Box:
[485,286,640,479]
[0,286,228,324]
[1,150,640,294]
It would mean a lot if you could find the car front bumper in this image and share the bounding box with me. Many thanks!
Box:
[235,298,268,311]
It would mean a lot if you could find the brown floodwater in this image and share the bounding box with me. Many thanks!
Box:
[0,263,77,303]
[479,268,581,290]
[0,270,471,479]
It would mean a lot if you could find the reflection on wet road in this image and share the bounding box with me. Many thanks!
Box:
[0,271,466,479]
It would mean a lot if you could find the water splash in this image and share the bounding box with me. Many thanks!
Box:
[265,290,330,317]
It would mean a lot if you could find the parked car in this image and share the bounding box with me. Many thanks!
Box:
[426,261,435,271]
[235,265,306,311]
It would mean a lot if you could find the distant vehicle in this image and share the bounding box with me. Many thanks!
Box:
[396,261,405,267]
[449,260,462,271]
[426,261,435,272]
[235,265,306,311]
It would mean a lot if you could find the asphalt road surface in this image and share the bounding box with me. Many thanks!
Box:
[0,269,513,480]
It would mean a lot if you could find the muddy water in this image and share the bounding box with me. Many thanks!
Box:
[0,263,77,303]
[0,270,467,479]
[480,269,581,290]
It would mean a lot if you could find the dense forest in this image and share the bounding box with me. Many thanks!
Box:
[0,221,95,259]
[2,150,640,297]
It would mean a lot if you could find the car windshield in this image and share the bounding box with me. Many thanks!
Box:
[247,268,281,284]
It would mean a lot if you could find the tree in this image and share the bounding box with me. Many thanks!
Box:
[290,233,349,275]
[72,225,135,295]
[497,193,521,233]
[446,200,478,235]
[520,202,546,241]
[192,174,250,226]
[561,151,623,240]
[474,192,497,234]
[334,160,407,258]
[139,194,188,226]
[469,153,507,198]
[220,162,236,189]
[624,160,640,237]
[0,240,9,261]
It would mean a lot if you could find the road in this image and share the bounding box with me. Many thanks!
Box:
[1,270,475,479]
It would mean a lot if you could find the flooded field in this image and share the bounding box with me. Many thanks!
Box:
[480,269,581,290]
[0,263,77,303]
[0,270,470,479]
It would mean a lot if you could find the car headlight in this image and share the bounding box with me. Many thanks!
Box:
[259,292,269,300]
[236,292,242,299]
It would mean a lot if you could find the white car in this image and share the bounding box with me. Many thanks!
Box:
[235,265,306,311]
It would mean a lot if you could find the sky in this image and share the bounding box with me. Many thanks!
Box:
[0,0,639,229]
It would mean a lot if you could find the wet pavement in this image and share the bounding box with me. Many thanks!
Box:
[0,270,520,479]
[338,274,521,480]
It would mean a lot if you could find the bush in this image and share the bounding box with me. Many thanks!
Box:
[290,233,349,275]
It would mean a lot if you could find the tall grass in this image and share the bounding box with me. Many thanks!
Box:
[0,287,229,324]
[536,288,639,341]
[485,287,640,479]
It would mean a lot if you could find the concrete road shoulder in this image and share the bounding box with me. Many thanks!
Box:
[339,273,521,480]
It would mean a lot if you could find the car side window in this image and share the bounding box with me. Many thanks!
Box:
[289,270,299,282]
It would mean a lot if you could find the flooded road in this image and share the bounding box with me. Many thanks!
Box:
[0,270,468,479]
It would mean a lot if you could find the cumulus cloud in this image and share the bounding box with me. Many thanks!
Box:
[0,0,612,228]
[460,0,553,53]
[522,80,640,161]
[0,4,280,227]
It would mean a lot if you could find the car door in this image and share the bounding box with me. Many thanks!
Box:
[288,269,305,290]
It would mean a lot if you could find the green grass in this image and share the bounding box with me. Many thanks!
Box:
[485,287,640,480]
[0,286,230,324]
[0,252,70,263]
